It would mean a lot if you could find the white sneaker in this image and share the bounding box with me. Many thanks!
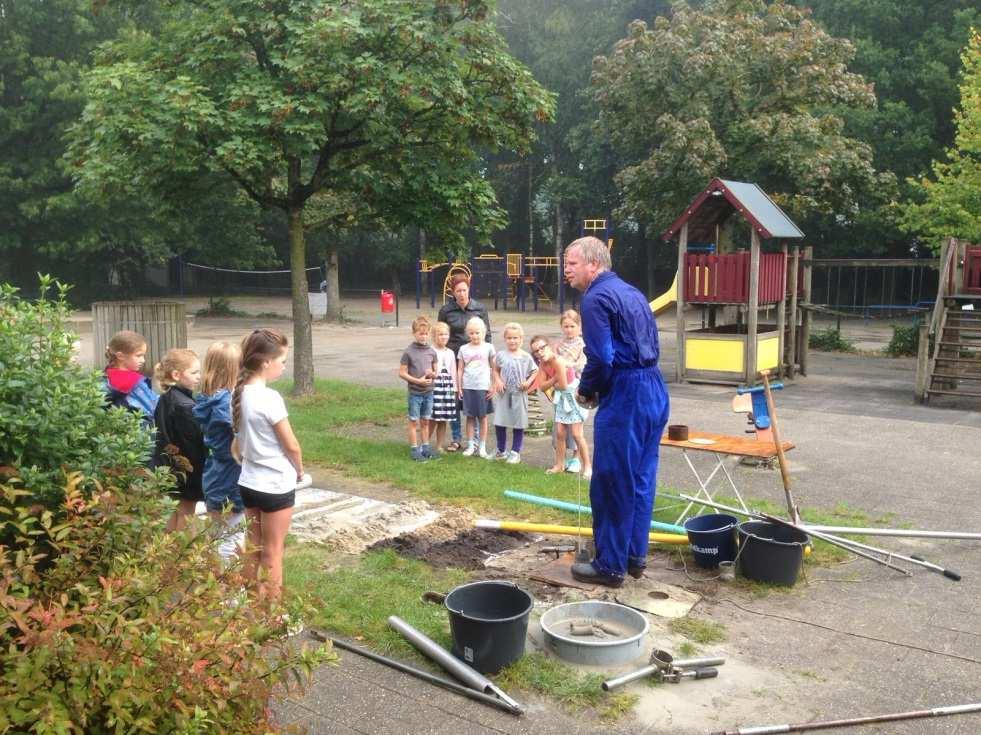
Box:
[493,450,509,461]
[478,444,492,459]
[506,451,521,465]
[462,440,477,457]
[565,457,582,473]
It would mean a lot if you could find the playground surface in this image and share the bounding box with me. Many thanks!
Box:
[77,296,981,733]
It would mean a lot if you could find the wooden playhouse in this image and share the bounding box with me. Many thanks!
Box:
[662,179,806,385]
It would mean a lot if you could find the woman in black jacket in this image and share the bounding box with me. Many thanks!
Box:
[436,274,492,450]
[152,348,206,532]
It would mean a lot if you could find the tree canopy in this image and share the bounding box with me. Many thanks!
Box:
[903,29,981,246]
[590,0,891,244]
[70,0,553,393]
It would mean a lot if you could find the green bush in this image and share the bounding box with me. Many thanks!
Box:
[0,472,332,733]
[0,278,333,731]
[0,277,151,510]
[808,327,855,352]
[195,296,247,317]
[884,324,921,357]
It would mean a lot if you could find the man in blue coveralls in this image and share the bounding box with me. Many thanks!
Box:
[565,236,670,588]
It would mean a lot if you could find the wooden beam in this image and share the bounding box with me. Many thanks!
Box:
[915,321,930,403]
[746,229,761,384]
[800,245,813,376]
[676,223,688,383]
[786,245,800,379]
[808,258,939,268]
[776,242,787,378]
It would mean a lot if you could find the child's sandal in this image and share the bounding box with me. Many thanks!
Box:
[446,441,461,453]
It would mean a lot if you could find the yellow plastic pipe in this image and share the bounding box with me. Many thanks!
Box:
[475,519,689,546]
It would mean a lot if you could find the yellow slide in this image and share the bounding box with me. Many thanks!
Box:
[649,272,678,316]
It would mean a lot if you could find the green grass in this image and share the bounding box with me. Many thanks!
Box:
[669,616,727,645]
[278,378,405,430]
[285,547,635,720]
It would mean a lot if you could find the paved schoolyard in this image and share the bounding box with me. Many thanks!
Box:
[77,299,981,733]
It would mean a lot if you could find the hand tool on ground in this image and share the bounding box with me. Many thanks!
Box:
[388,615,523,714]
[601,649,726,691]
[539,544,577,559]
[656,667,718,683]
[759,371,799,523]
[711,701,981,734]
[680,494,961,581]
[309,630,522,716]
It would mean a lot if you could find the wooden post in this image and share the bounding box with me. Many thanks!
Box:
[93,301,187,374]
[776,242,787,378]
[915,321,930,402]
[800,246,813,376]
[786,245,800,379]
[746,229,761,384]
[675,223,688,383]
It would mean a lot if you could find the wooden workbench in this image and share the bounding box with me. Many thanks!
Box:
[660,430,794,457]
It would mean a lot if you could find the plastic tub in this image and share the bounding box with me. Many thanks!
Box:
[737,520,809,586]
[684,513,738,568]
[444,581,533,674]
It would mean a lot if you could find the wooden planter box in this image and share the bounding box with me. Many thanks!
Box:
[683,324,780,384]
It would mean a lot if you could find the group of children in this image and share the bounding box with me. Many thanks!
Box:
[398,310,592,477]
[103,328,302,602]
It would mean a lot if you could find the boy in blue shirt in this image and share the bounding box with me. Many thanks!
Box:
[399,316,439,461]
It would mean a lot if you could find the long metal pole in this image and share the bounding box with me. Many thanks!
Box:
[805,525,981,540]
[388,615,523,713]
[678,495,911,576]
[312,632,522,716]
[678,494,963,579]
[711,701,981,734]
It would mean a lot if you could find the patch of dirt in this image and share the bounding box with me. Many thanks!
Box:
[368,506,534,570]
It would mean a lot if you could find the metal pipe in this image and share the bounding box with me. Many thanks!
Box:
[805,525,981,541]
[603,656,725,691]
[677,495,913,577]
[315,633,522,716]
[503,489,687,535]
[388,615,523,713]
[814,531,960,580]
[759,513,912,577]
[475,519,689,545]
[711,701,981,734]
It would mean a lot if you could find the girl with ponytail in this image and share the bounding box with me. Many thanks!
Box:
[233,329,303,602]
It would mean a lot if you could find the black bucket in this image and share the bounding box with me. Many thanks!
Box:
[684,513,738,568]
[444,580,533,674]
[737,521,809,586]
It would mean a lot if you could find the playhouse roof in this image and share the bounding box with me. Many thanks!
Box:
[661,178,804,243]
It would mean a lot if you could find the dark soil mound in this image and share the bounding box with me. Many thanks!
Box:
[369,528,531,570]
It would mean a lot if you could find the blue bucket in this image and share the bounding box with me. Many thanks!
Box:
[684,513,738,569]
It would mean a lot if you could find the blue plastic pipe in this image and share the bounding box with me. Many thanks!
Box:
[503,489,687,535]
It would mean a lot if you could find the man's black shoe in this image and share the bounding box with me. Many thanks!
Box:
[627,564,646,579]
[571,562,624,588]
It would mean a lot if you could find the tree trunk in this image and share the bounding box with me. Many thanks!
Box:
[642,223,655,298]
[287,205,314,396]
[324,246,341,321]
[528,159,534,257]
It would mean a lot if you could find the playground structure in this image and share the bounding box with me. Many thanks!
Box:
[414,219,613,312]
[415,254,562,311]
[661,178,809,385]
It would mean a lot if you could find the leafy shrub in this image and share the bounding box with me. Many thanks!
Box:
[0,277,151,511]
[884,324,921,357]
[195,296,247,317]
[0,472,333,733]
[0,278,332,731]
[808,327,855,352]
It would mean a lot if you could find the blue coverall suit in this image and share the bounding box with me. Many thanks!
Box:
[579,271,670,578]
